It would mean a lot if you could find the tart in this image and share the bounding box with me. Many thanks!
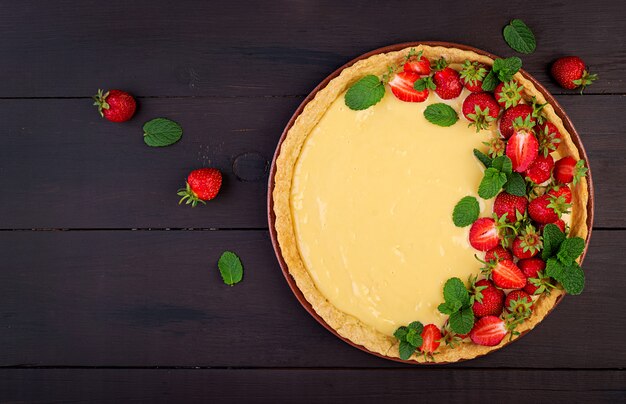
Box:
[269,43,592,363]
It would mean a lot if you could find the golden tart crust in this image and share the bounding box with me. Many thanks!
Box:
[272,45,589,363]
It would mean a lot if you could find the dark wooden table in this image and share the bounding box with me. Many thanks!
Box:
[1,0,625,402]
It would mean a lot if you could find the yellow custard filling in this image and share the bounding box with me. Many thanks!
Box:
[290,89,498,336]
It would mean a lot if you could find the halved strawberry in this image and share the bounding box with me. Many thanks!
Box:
[404,52,431,75]
[491,260,526,289]
[460,60,489,92]
[472,279,505,317]
[499,104,534,139]
[495,80,523,109]
[462,92,500,132]
[420,324,442,354]
[536,122,562,157]
[524,154,554,184]
[554,156,588,184]
[433,65,463,100]
[470,316,507,346]
[485,246,513,263]
[389,71,429,102]
[469,217,500,251]
[493,192,527,223]
[506,118,539,172]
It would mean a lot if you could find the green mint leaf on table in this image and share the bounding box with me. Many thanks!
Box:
[491,155,513,174]
[143,118,183,147]
[218,251,244,286]
[443,277,470,306]
[481,70,499,91]
[492,57,523,82]
[449,307,474,335]
[504,172,526,196]
[344,75,385,111]
[557,237,585,266]
[399,340,416,360]
[473,148,492,168]
[503,19,536,54]
[424,103,459,127]
[478,168,508,199]
[453,196,480,227]
[541,223,566,261]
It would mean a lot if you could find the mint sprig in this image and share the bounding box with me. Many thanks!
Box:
[477,155,527,199]
[473,148,493,168]
[452,196,480,227]
[218,251,244,286]
[504,172,526,196]
[541,224,586,295]
[503,19,536,54]
[345,75,385,111]
[437,278,474,335]
[424,103,459,127]
[143,118,183,147]
[393,321,424,360]
[482,57,523,91]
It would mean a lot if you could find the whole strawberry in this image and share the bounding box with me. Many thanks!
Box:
[518,257,552,295]
[93,89,136,122]
[494,80,523,109]
[547,185,572,203]
[403,52,431,75]
[432,59,463,100]
[472,279,505,317]
[528,193,570,224]
[554,156,588,184]
[493,192,527,223]
[551,56,598,93]
[536,122,562,156]
[178,168,223,206]
[462,92,500,132]
[485,246,513,263]
[459,60,488,92]
[504,290,534,319]
[499,104,534,139]
[512,225,542,259]
[524,154,554,184]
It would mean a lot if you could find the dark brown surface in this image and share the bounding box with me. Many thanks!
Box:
[0,0,624,401]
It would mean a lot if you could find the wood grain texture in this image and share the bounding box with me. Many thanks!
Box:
[0,0,623,98]
[0,95,622,229]
[1,369,624,403]
[0,230,623,368]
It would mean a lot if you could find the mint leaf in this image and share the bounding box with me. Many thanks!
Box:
[407,321,424,333]
[452,196,480,227]
[443,277,469,306]
[473,149,492,168]
[399,340,416,360]
[393,326,408,341]
[478,167,508,199]
[559,262,585,295]
[424,103,459,127]
[143,118,183,147]
[503,19,536,54]
[493,57,522,82]
[542,224,566,260]
[449,307,474,335]
[505,172,526,196]
[344,75,385,111]
[218,251,244,286]
[414,76,436,91]
[481,70,499,91]
[557,237,585,266]
[492,155,513,174]
[406,329,423,347]
[438,300,462,315]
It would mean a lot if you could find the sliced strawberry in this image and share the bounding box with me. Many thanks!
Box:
[420,324,442,354]
[485,246,513,263]
[493,192,527,223]
[524,154,554,184]
[499,104,534,139]
[389,71,429,102]
[433,67,463,100]
[470,316,507,346]
[506,127,539,172]
[404,55,431,76]
[469,218,500,251]
[491,260,526,289]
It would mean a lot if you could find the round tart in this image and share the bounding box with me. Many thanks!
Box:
[269,43,593,363]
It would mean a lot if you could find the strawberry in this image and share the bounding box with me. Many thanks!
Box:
[538,219,566,234]
[505,290,533,316]
[499,104,534,139]
[470,316,507,346]
[536,122,562,157]
[495,80,523,109]
[469,217,500,251]
[432,59,463,100]
[512,225,542,259]
[493,192,527,223]
[506,117,539,172]
[485,246,513,263]
[547,185,572,203]
[524,154,554,184]
[93,89,136,122]
[178,168,223,206]
[389,71,429,103]
[554,156,588,185]
[472,279,505,317]
[551,56,598,93]
[460,60,489,92]
[490,260,526,289]
[528,194,570,224]
[462,92,500,131]
[484,134,506,158]
[420,324,442,354]
[403,52,431,75]
[518,258,552,295]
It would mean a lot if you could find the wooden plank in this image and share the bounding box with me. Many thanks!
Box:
[0,96,623,229]
[1,369,624,403]
[0,0,623,97]
[0,230,623,368]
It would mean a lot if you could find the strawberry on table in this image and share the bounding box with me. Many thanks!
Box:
[495,80,523,109]
[462,92,500,132]
[524,154,554,184]
[389,71,429,102]
[178,168,223,207]
[485,246,513,263]
[419,324,442,354]
[551,56,598,93]
[493,192,527,223]
[506,116,539,172]
[432,58,463,100]
[93,89,137,122]
[470,316,507,346]
[499,104,534,139]
[554,156,588,184]
[460,60,488,92]
[469,217,501,251]
[472,279,505,317]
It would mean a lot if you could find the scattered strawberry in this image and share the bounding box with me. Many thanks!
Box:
[499,104,534,139]
[485,246,513,263]
[178,168,223,206]
[512,225,542,259]
[554,156,587,184]
[469,217,500,251]
[505,290,534,315]
[389,71,429,103]
[472,279,505,317]
[528,194,570,224]
[506,117,539,172]
[432,59,463,100]
[536,122,562,156]
[495,80,523,109]
[470,316,507,346]
[518,258,551,295]
[403,52,431,75]
[420,324,442,354]
[462,92,500,131]
[551,56,598,93]
[493,192,527,223]
[460,60,489,92]
[489,260,526,289]
[524,154,554,184]
[547,185,572,203]
[93,89,136,122]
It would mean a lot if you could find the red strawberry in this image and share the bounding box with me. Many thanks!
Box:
[493,192,527,223]
[528,194,570,224]
[462,92,500,131]
[433,67,463,100]
[420,324,442,354]
[460,60,489,92]
[472,279,505,317]
[484,134,506,158]
[512,225,542,259]
[547,185,572,203]
[404,53,431,75]
[524,154,554,184]
[499,104,534,139]
[93,89,136,122]
[485,246,513,263]
[551,56,598,93]
[389,71,429,103]
[470,316,507,346]
[506,121,539,172]
[554,156,587,185]
[491,260,526,289]
[536,122,562,157]
[178,168,223,206]
[518,258,547,295]
[505,290,534,317]
[538,219,566,234]
[469,218,500,251]
[495,80,523,109]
